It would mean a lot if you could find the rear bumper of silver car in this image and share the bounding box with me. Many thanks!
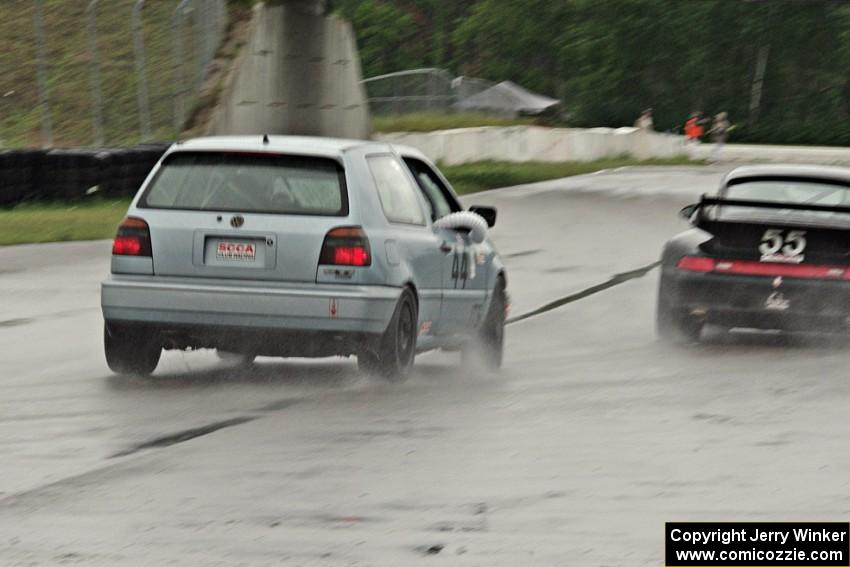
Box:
[101,275,401,335]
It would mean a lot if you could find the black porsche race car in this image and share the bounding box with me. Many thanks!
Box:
[657,165,850,343]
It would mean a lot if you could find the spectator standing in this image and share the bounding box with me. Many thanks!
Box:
[633,108,654,159]
[684,111,705,144]
[708,111,732,162]
[634,108,654,131]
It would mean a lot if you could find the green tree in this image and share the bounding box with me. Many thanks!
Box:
[344,0,420,77]
[336,0,850,145]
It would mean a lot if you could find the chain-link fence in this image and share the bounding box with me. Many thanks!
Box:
[0,0,229,148]
[362,68,454,115]
[361,68,496,116]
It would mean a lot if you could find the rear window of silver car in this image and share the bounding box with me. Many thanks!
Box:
[139,152,348,216]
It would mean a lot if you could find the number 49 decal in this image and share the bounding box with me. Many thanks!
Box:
[759,228,806,263]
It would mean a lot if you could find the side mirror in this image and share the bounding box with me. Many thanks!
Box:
[680,203,699,221]
[469,205,497,228]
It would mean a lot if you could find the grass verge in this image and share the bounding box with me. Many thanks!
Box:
[0,157,702,246]
[443,157,702,195]
[372,112,536,133]
[0,198,131,246]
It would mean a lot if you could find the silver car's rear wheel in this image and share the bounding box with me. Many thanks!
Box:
[104,323,161,376]
[462,279,506,370]
[358,288,417,381]
[479,281,506,369]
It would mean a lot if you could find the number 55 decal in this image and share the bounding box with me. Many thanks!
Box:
[759,228,806,263]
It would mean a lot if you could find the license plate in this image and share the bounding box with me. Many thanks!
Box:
[216,241,257,261]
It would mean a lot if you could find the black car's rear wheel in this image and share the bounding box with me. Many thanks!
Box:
[656,296,703,343]
[104,323,161,376]
[358,288,418,381]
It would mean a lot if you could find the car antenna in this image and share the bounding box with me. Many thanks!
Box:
[262,134,270,145]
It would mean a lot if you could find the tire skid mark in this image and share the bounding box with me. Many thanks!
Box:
[109,396,304,458]
[507,261,660,325]
[503,249,543,259]
[0,461,155,509]
[109,416,256,458]
[1,399,304,505]
[0,307,97,330]
[0,318,32,328]
[255,398,302,413]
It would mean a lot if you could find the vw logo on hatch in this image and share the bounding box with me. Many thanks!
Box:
[230,215,245,228]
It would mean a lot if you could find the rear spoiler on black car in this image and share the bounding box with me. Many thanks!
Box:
[685,195,850,227]
[685,195,850,262]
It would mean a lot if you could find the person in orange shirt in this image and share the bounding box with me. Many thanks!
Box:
[684,111,705,143]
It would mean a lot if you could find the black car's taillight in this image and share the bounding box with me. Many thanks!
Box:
[676,256,715,272]
[319,226,371,267]
[112,217,152,257]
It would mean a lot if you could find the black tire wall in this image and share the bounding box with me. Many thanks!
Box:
[0,143,170,207]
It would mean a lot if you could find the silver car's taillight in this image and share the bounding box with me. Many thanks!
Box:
[319,226,371,267]
[112,217,152,257]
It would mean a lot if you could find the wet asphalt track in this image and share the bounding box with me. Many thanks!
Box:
[4,165,850,565]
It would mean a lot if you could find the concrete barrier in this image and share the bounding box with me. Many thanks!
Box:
[688,143,850,166]
[377,126,850,166]
[374,126,687,165]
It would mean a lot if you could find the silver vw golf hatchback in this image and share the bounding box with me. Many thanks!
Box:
[101,136,507,380]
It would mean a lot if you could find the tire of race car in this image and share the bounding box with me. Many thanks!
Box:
[655,297,702,344]
[358,288,417,381]
[462,279,506,370]
[216,350,257,366]
[104,323,161,376]
[481,281,507,369]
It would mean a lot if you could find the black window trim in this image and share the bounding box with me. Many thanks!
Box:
[401,155,462,222]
